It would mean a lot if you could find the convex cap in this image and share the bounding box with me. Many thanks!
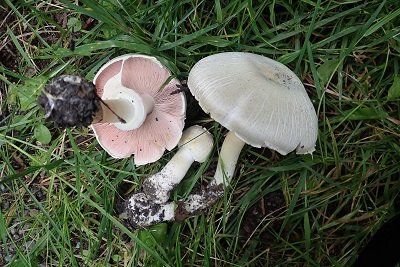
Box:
[188,52,318,155]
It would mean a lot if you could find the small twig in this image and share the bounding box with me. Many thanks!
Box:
[95,95,126,123]
[170,81,189,95]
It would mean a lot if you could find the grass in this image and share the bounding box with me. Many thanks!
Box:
[1,0,400,266]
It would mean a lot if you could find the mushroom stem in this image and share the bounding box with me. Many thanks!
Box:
[143,125,213,204]
[126,130,247,228]
[171,132,245,218]
[142,148,196,204]
[95,86,155,131]
[92,101,126,124]
[212,131,246,186]
[126,193,176,228]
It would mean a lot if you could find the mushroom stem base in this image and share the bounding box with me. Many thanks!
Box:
[175,184,224,221]
[126,193,175,228]
[125,184,224,229]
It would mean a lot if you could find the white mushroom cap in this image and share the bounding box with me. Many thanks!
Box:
[187,52,318,155]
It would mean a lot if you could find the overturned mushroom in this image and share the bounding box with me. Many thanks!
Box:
[126,125,213,228]
[183,52,318,213]
[38,54,186,165]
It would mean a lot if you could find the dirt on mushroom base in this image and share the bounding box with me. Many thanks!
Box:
[175,183,224,221]
[38,75,101,128]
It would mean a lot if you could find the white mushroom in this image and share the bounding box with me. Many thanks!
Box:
[185,52,318,211]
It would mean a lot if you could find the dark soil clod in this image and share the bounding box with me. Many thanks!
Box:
[38,75,100,128]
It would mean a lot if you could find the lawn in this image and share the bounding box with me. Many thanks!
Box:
[1,0,400,266]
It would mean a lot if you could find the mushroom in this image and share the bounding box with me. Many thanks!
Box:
[183,52,318,212]
[38,54,186,165]
[126,125,213,228]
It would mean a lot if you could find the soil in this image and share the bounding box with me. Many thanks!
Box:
[38,75,101,128]
[240,190,286,245]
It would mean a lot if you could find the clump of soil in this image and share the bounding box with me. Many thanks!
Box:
[38,75,100,128]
